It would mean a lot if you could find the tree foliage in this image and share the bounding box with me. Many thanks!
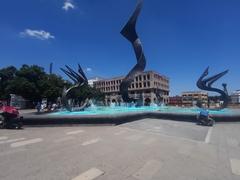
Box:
[0,66,17,99]
[0,65,105,106]
[0,65,66,103]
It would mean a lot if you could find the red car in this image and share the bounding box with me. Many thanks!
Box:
[0,104,23,129]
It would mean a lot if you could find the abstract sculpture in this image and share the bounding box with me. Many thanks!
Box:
[197,67,229,110]
[120,0,146,103]
[61,64,88,111]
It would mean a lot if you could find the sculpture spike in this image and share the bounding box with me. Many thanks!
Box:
[120,0,146,103]
[78,64,88,82]
[196,67,229,110]
[60,68,78,83]
[60,64,89,112]
[65,65,82,81]
[206,70,229,87]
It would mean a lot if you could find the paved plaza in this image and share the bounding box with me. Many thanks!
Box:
[0,119,240,180]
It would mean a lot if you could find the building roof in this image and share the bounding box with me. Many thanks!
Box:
[231,90,240,95]
[94,70,169,82]
[182,91,208,95]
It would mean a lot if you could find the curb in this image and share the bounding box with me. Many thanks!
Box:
[22,111,240,126]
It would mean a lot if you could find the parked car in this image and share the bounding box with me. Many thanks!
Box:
[0,103,23,129]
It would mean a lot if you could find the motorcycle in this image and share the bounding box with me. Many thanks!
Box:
[197,114,215,126]
[0,105,23,129]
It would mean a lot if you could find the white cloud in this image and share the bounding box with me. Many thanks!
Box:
[62,0,75,11]
[20,29,55,40]
[86,68,92,72]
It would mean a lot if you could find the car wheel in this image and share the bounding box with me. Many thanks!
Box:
[0,115,6,129]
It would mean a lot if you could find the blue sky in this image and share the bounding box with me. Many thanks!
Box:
[0,0,240,95]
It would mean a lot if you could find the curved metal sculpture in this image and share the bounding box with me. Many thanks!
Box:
[156,92,163,104]
[61,64,88,112]
[120,0,146,103]
[197,67,229,110]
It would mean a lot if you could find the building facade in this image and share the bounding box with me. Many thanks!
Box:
[182,91,208,107]
[230,90,240,104]
[94,71,169,105]
[169,96,183,106]
[10,94,28,109]
[88,77,103,87]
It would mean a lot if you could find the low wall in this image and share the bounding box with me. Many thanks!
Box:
[22,111,240,126]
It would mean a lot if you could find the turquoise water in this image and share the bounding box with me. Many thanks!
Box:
[52,106,240,116]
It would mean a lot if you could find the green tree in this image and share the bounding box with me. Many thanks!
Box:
[0,66,17,99]
[1,65,67,103]
[38,74,66,102]
[16,64,45,83]
[10,65,46,101]
[5,77,39,101]
[0,64,105,106]
[0,66,17,81]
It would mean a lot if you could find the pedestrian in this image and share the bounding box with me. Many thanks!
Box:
[197,108,214,126]
[36,102,41,113]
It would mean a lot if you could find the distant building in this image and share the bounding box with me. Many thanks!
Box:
[169,96,182,106]
[10,94,28,109]
[182,91,208,107]
[88,77,103,87]
[230,90,240,104]
[94,71,170,105]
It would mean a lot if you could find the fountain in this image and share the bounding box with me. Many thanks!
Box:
[110,102,116,108]
[23,0,239,126]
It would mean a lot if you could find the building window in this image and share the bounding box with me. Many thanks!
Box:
[139,76,142,81]
[147,74,150,80]
[147,82,150,87]
[143,75,146,81]
[136,76,138,81]
[144,82,146,87]
[136,83,139,88]
[132,84,134,88]
[139,83,142,88]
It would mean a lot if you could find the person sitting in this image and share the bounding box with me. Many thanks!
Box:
[197,108,214,126]
[36,102,41,113]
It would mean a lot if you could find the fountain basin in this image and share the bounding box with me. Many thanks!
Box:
[22,106,240,126]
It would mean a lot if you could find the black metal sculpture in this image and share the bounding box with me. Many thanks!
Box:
[61,64,88,112]
[197,67,229,110]
[120,0,146,103]
[156,91,163,104]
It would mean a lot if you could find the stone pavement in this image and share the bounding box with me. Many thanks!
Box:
[19,109,36,115]
[0,119,240,180]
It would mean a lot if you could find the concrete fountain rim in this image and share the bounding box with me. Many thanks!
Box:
[22,110,240,126]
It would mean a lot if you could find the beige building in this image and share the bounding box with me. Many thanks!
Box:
[182,91,208,107]
[94,71,170,105]
[230,90,240,104]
